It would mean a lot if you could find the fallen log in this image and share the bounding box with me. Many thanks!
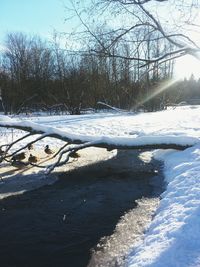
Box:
[0,120,195,173]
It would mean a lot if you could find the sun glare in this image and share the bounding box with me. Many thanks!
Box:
[175,55,200,80]
[136,79,178,108]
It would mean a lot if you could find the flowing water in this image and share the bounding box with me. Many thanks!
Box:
[0,150,164,267]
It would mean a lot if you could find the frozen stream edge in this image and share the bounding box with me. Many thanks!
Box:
[87,150,164,267]
[88,197,160,267]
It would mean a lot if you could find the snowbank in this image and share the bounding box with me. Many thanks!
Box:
[126,145,200,267]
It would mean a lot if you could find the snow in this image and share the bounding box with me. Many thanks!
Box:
[1,107,200,146]
[127,145,200,267]
[1,105,200,266]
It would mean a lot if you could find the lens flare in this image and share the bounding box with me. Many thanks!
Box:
[135,78,178,109]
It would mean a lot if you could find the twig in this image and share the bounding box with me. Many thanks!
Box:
[4,133,49,159]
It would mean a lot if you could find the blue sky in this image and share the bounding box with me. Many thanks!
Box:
[0,0,71,43]
[1,0,200,78]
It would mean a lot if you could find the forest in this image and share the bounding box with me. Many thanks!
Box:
[0,0,200,115]
[0,32,199,115]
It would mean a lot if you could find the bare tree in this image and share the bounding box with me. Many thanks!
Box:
[65,0,200,66]
[1,33,55,113]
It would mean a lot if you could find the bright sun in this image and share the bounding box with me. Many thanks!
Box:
[175,55,200,80]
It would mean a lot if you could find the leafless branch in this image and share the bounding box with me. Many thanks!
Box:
[2,133,49,160]
[0,132,33,158]
[0,123,192,173]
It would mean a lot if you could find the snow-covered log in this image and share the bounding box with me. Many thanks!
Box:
[0,121,193,149]
[0,118,196,173]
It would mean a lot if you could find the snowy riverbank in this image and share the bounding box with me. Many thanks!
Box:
[1,106,200,266]
[126,145,200,267]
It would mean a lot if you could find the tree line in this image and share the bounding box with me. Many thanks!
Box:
[0,32,198,115]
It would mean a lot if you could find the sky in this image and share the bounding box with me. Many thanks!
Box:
[0,0,70,43]
[175,55,200,80]
[1,0,200,79]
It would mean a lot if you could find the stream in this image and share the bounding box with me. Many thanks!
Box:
[0,150,164,267]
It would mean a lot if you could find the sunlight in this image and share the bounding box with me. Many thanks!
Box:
[136,78,178,108]
[137,54,200,109]
[175,55,200,80]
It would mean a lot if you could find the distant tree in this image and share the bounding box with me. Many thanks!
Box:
[1,33,55,113]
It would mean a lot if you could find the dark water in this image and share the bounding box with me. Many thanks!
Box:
[0,150,164,267]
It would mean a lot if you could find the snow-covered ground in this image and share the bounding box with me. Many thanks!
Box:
[127,146,200,267]
[1,105,200,266]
